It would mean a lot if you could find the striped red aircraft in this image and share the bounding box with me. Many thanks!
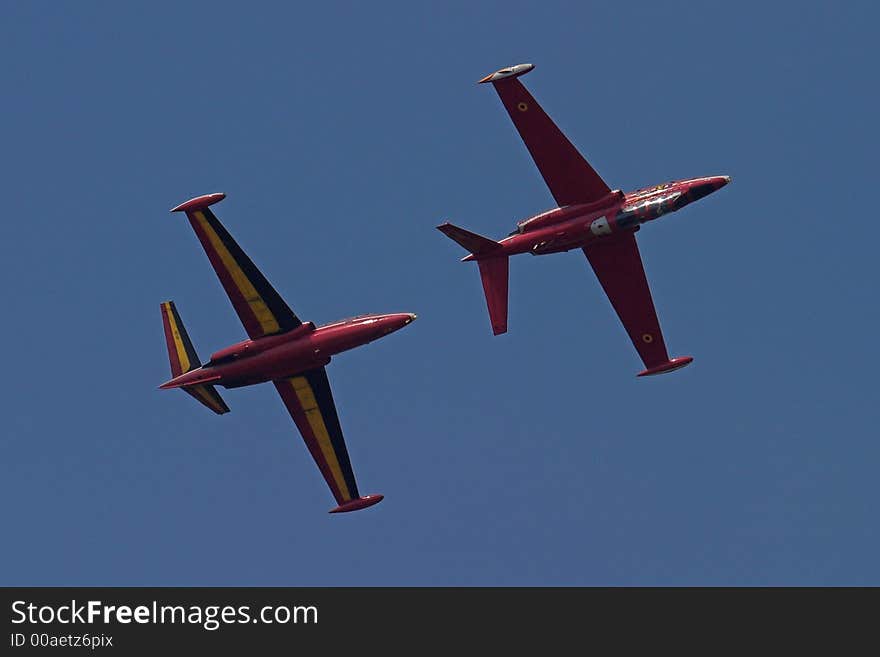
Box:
[159,193,416,513]
[438,63,730,376]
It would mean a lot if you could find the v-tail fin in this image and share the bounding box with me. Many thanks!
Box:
[437,223,510,336]
[160,301,230,415]
[437,222,503,258]
[181,384,230,415]
[478,257,509,335]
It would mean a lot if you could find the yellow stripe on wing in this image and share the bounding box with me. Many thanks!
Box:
[290,376,351,501]
[164,302,191,373]
[192,211,281,336]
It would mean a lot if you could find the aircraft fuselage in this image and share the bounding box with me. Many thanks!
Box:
[161,313,416,390]
[464,175,730,260]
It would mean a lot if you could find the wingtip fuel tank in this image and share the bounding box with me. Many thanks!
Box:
[478,63,535,84]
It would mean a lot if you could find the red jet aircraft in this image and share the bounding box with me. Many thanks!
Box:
[159,193,416,513]
[438,63,730,376]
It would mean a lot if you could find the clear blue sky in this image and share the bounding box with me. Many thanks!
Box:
[1,1,877,585]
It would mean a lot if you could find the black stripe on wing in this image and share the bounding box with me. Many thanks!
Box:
[304,367,360,500]
[202,208,302,332]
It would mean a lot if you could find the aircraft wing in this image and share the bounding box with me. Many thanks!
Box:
[582,232,674,372]
[172,194,302,339]
[484,75,611,206]
[274,367,378,512]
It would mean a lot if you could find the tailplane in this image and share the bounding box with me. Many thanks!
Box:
[437,222,510,335]
[160,301,230,415]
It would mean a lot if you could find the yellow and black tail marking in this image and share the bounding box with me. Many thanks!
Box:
[183,384,230,415]
[161,300,201,376]
[160,301,230,415]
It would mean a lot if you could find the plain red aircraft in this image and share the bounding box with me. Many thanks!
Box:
[159,193,416,513]
[439,63,730,376]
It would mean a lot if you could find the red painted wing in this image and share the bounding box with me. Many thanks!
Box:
[582,233,671,370]
[488,78,611,206]
[273,367,361,506]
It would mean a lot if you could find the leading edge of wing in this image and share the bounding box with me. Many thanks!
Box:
[480,64,612,206]
[171,193,302,340]
[273,368,383,514]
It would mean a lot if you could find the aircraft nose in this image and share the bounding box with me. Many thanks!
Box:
[378,313,418,335]
[684,176,730,204]
[703,175,730,190]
